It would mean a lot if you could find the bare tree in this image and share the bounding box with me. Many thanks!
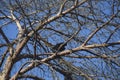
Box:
[0,0,120,80]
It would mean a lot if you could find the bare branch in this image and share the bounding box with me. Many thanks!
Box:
[82,14,116,46]
[57,0,67,15]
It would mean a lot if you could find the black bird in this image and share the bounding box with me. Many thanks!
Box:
[52,42,67,52]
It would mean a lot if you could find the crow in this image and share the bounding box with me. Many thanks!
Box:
[52,42,67,52]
